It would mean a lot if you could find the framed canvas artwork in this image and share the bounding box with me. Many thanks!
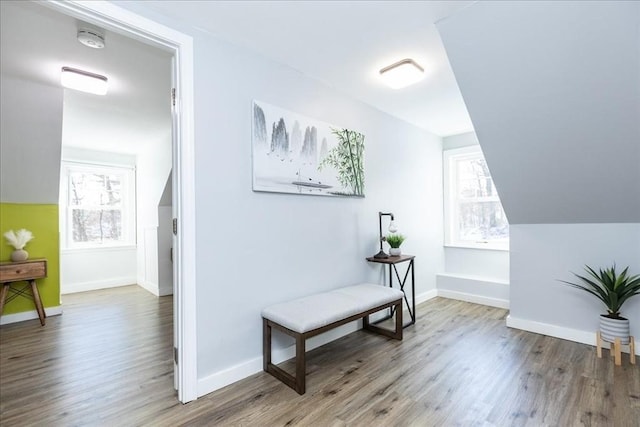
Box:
[252,101,365,197]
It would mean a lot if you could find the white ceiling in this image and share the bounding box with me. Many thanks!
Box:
[0,1,172,155]
[1,0,474,151]
[122,0,475,137]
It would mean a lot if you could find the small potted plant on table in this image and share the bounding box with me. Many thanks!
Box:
[561,264,639,364]
[385,234,405,257]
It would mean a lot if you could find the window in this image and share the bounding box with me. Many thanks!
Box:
[61,162,136,249]
[444,146,509,250]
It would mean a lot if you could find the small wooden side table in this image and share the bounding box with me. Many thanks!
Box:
[366,254,415,327]
[0,258,48,326]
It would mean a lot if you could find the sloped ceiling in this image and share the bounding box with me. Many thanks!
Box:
[437,1,640,224]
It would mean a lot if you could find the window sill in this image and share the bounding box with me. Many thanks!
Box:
[61,245,137,254]
[444,243,509,252]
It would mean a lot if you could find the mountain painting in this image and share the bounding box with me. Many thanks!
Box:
[252,100,365,197]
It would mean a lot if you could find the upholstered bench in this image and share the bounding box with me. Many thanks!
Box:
[262,283,404,394]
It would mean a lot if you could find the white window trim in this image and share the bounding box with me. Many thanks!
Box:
[444,145,509,251]
[60,161,136,250]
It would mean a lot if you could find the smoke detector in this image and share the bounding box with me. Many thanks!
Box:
[77,29,105,49]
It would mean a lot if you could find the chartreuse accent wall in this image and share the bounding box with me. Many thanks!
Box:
[0,203,60,314]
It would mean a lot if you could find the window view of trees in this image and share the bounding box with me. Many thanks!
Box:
[70,172,123,244]
[456,157,509,243]
[444,146,509,249]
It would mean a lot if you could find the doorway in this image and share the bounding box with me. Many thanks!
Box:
[46,1,197,403]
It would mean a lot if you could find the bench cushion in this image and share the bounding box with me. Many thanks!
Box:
[261,283,403,333]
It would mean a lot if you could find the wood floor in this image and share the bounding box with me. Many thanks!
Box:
[1,286,638,426]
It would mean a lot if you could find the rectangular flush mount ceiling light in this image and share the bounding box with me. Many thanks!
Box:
[61,66,108,95]
[379,58,424,89]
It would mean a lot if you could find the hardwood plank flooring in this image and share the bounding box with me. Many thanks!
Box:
[1,288,638,426]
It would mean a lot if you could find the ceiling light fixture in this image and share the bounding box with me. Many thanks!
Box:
[61,67,108,95]
[379,58,424,89]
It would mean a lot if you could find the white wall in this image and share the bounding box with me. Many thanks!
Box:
[438,131,509,307]
[60,246,137,294]
[191,34,443,389]
[443,248,508,282]
[0,75,63,203]
[438,1,640,352]
[115,0,445,395]
[509,224,640,354]
[135,135,172,296]
[59,147,138,294]
[157,206,173,296]
[157,175,173,296]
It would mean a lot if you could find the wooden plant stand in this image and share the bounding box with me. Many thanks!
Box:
[596,331,636,366]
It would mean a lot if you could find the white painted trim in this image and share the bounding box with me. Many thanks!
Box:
[47,0,197,403]
[416,289,438,305]
[136,279,173,297]
[443,244,509,252]
[61,277,137,294]
[0,306,63,325]
[158,285,173,297]
[506,315,640,356]
[137,279,160,297]
[437,289,510,309]
[61,245,137,254]
[437,272,509,285]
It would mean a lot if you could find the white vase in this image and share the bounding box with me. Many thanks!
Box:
[11,249,29,262]
[389,247,401,256]
[599,315,630,345]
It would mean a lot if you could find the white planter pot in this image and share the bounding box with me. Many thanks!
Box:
[389,247,401,256]
[599,315,630,345]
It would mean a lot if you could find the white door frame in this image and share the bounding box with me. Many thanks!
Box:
[47,0,198,403]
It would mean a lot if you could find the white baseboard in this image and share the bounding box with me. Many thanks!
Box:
[437,289,509,309]
[197,321,361,397]
[158,285,173,297]
[435,273,509,309]
[506,315,640,356]
[61,277,136,294]
[416,289,438,305]
[137,279,160,296]
[437,272,509,285]
[0,306,63,325]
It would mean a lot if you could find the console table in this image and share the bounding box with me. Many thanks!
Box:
[366,254,415,327]
[0,258,47,326]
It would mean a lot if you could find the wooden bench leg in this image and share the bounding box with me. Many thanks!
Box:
[362,299,403,340]
[630,337,636,365]
[296,333,306,394]
[263,318,271,371]
[395,300,403,339]
[596,331,602,358]
[263,319,306,395]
